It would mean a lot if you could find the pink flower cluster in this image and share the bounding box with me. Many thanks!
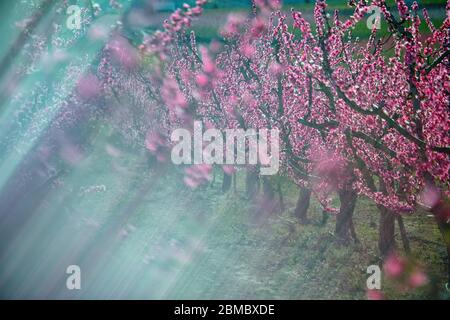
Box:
[384,253,429,289]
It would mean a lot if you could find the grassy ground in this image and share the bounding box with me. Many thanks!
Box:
[136,1,446,43]
[201,0,447,10]
[14,123,450,299]
[152,169,448,299]
[190,5,446,42]
[1,123,448,299]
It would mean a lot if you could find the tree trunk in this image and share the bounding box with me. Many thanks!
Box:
[261,177,277,214]
[376,178,397,257]
[336,188,358,243]
[211,168,216,186]
[262,177,274,199]
[433,201,450,285]
[350,218,360,244]
[245,168,259,199]
[222,171,232,193]
[320,210,329,227]
[378,206,396,257]
[294,187,311,224]
[397,216,411,255]
[277,180,285,211]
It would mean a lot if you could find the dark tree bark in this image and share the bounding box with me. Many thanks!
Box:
[397,216,411,255]
[378,206,396,257]
[245,168,259,199]
[211,168,216,185]
[350,218,360,244]
[222,171,232,193]
[376,178,396,257]
[261,177,277,214]
[262,177,274,200]
[277,180,285,211]
[294,187,311,224]
[335,188,358,243]
[320,210,329,227]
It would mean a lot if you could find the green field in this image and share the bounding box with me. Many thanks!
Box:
[190,1,447,42]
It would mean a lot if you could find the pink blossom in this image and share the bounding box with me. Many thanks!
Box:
[88,24,109,41]
[251,17,267,38]
[418,184,441,209]
[196,73,209,87]
[145,131,168,162]
[269,62,283,77]
[241,43,255,58]
[107,36,139,69]
[366,289,384,300]
[384,254,405,278]
[408,270,428,288]
[221,14,246,36]
[223,165,236,175]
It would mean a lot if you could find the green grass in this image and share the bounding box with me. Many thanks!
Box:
[2,122,447,299]
[350,17,445,39]
[201,0,447,12]
[191,4,446,42]
[56,125,450,299]
[191,17,445,43]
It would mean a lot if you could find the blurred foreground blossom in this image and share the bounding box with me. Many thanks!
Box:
[366,289,384,300]
[222,165,236,175]
[145,131,169,162]
[408,270,428,288]
[107,36,139,69]
[41,49,69,73]
[384,254,405,278]
[76,73,102,100]
[418,184,441,209]
[384,252,429,291]
[88,24,110,41]
[184,164,212,188]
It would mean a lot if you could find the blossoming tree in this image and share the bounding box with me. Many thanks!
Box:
[92,0,449,285]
